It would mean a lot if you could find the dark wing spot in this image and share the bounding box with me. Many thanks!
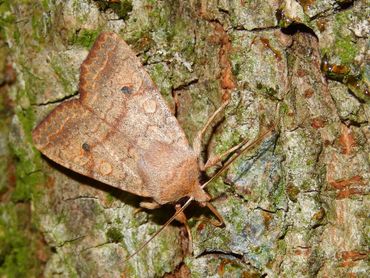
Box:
[121,86,133,94]
[82,142,90,152]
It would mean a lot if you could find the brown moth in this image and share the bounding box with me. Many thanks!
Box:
[33,32,211,207]
[32,32,273,258]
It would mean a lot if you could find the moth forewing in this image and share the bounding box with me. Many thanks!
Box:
[32,32,201,204]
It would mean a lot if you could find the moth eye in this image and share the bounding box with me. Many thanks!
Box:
[121,85,133,94]
[82,142,90,152]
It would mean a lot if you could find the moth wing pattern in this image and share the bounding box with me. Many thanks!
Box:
[32,32,191,198]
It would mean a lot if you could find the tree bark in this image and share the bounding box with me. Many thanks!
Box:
[0,0,368,277]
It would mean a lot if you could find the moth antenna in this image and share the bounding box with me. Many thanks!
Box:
[123,197,194,263]
[124,126,275,262]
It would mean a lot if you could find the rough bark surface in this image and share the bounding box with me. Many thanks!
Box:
[0,0,368,277]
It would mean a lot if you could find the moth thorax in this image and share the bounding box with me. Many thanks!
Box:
[156,155,203,204]
[138,142,206,204]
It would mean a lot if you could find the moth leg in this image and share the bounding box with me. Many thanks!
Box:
[175,204,193,254]
[203,139,246,170]
[134,201,160,216]
[204,126,275,170]
[199,201,225,227]
[140,201,161,210]
[193,99,230,168]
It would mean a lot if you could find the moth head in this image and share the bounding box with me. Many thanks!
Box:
[169,158,210,204]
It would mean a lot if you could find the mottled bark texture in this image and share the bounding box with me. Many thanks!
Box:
[0,0,368,277]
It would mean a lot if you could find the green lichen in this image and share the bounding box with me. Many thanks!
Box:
[16,1,51,46]
[250,243,275,269]
[301,180,312,191]
[147,63,173,107]
[93,220,106,232]
[71,29,100,49]
[333,11,358,65]
[114,0,133,20]
[18,64,47,100]
[0,204,43,277]
[206,176,229,199]
[106,227,124,243]
[114,217,122,225]
[334,36,357,65]
[0,161,7,195]
[168,18,194,53]
[123,227,180,278]
[95,0,133,20]
[105,192,115,205]
[0,12,47,273]
[212,123,243,157]
[256,82,278,98]
[311,207,326,227]
[31,13,44,45]
[223,198,246,234]
[279,102,289,115]
[231,61,241,77]
[0,2,15,39]
[10,95,44,202]
[0,95,9,194]
[153,240,173,274]
[286,183,300,202]
[125,29,152,53]
[273,179,287,209]
[148,4,171,33]
[41,0,51,9]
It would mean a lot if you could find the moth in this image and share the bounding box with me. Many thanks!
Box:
[32,32,272,258]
